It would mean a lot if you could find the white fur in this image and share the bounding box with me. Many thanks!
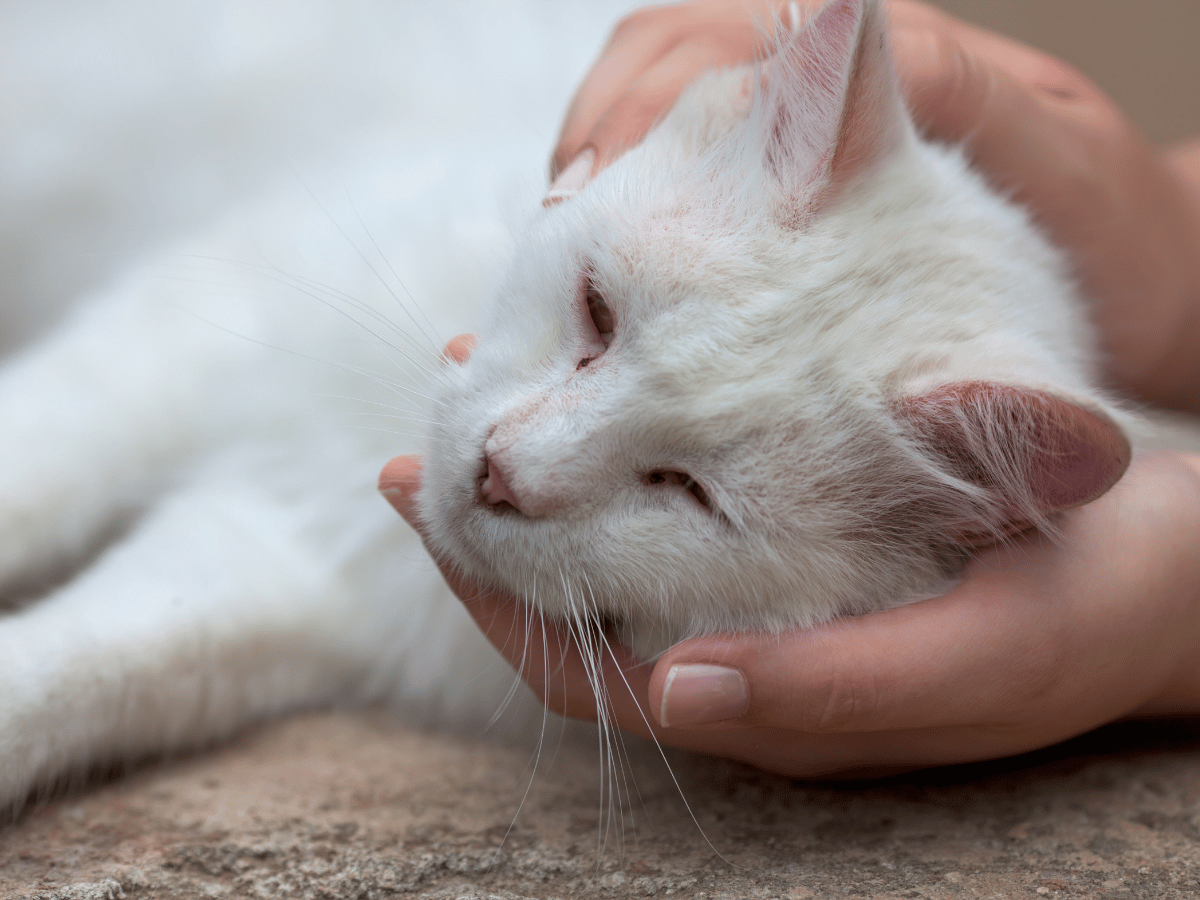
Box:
[419,0,1119,658]
[0,0,640,810]
[0,0,1152,810]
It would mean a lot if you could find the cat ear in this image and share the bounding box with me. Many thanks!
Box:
[897,382,1131,546]
[759,0,906,220]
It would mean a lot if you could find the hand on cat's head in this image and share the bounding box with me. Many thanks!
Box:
[551,0,1200,414]
[383,449,1200,777]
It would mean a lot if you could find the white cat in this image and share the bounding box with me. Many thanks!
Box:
[0,0,1135,813]
[419,0,1130,659]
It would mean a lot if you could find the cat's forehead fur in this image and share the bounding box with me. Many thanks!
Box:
[502,64,1087,431]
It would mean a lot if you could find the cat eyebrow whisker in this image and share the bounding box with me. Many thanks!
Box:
[320,360,450,406]
[175,253,452,388]
[334,426,430,440]
[168,262,457,408]
[253,264,454,389]
[300,179,446,356]
[163,303,450,411]
[310,392,440,414]
[270,267,451,381]
[342,184,449,357]
[328,411,445,428]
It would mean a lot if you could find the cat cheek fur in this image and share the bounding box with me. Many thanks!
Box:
[422,0,1133,659]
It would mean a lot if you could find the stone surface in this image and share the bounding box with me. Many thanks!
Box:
[4,711,1200,899]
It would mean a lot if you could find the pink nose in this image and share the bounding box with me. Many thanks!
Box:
[480,452,523,512]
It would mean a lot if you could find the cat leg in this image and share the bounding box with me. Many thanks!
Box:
[0,270,274,594]
[0,436,523,813]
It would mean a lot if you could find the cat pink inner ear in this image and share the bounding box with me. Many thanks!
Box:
[899,382,1131,529]
[763,0,905,216]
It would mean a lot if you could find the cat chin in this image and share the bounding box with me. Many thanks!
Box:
[620,615,714,663]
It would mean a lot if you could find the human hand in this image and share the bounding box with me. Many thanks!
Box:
[382,450,1200,777]
[550,0,1200,414]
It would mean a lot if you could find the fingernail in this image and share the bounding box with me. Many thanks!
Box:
[659,664,749,727]
[542,147,594,207]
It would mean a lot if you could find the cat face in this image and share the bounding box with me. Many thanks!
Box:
[419,0,1129,658]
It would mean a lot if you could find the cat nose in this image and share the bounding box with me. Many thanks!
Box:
[480,451,524,513]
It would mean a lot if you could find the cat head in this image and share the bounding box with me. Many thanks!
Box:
[419,0,1129,658]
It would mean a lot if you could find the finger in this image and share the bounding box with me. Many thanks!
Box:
[649,456,1196,738]
[583,33,765,174]
[892,17,1137,295]
[552,6,695,178]
[648,572,1063,736]
[552,2,785,176]
[892,13,1117,155]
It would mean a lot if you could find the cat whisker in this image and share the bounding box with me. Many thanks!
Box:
[582,575,646,854]
[343,184,448,357]
[561,572,629,866]
[308,392,438,417]
[487,580,550,874]
[589,609,742,870]
[571,583,616,864]
[299,180,446,357]
[268,266,451,383]
[329,412,444,428]
[484,578,540,735]
[238,262,454,390]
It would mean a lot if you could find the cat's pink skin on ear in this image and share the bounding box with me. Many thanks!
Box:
[899,382,1132,536]
[765,0,906,217]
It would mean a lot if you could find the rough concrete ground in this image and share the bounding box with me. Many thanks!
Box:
[3,710,1200,899]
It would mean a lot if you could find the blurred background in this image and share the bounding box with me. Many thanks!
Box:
[2,0,1197,356]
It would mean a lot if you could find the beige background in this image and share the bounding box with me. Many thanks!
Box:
[931,0,1200,143]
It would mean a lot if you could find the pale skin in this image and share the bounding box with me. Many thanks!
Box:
[380,1,1200,776]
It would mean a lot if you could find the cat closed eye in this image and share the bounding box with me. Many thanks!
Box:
[586,282,614,341]
[644,470,714,512]
[578,278,615,369]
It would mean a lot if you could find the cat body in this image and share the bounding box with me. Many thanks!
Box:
[0,0,1138,811]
